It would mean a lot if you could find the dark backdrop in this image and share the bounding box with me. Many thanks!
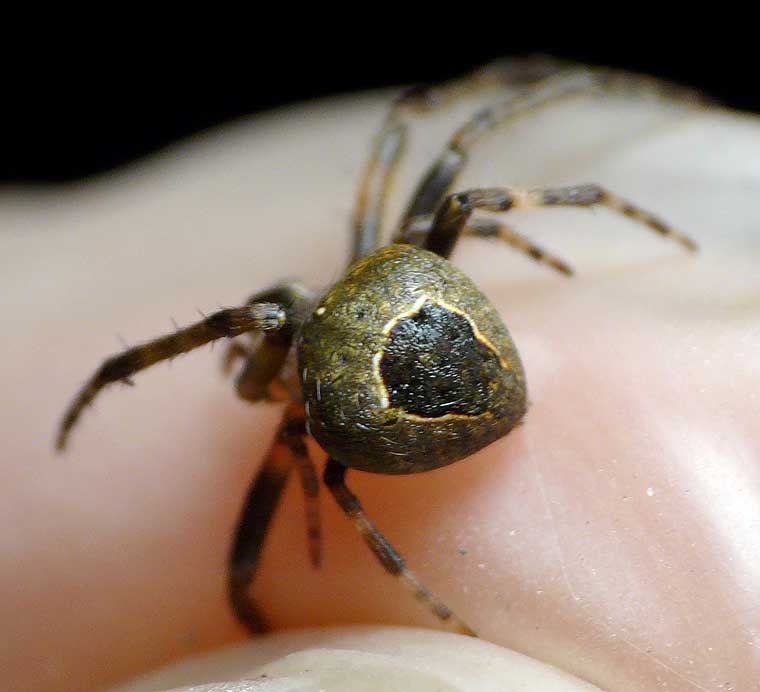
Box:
[1,32,752,183]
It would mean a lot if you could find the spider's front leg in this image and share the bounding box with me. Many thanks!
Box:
[56,302,287,450]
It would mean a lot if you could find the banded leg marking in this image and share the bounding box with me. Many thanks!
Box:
[56,303,286,450]
[398,66,709,228]
[323,457,476,636]
[228,404,319,632]
[281,414,322,568]
[424,184,697,260]
[401,215,574,276]
[351,57,586,263]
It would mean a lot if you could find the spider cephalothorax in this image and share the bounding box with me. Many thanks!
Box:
[57,57,701,636]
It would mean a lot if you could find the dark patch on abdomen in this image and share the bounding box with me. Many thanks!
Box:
[379,301,502,418]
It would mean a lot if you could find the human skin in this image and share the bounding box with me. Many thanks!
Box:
[2,83,759,691]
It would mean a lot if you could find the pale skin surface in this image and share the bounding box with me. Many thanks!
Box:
[2,83,759,691]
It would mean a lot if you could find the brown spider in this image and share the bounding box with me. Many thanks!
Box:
[56,57,700,636]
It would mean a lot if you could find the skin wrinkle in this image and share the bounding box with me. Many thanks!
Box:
[529,447,581,605]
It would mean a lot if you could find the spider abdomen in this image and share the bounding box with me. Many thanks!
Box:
[297,244,527,474]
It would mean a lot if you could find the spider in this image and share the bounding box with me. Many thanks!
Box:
[56,57,701,637]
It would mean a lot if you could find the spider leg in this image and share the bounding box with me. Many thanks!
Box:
[464,218,575,275]
[233,337,292,403]
[56,303,287,451]
[350,57,706,264]
[229,409,293,633]
[351,120,406,261]
[231,283,316,403]
[397,67,708,228]
[323,457,476,636]
[221,341,251,376]
[350,56,572,262]
[229,404,319,632]
[423,185,698,261]
[402,215,574,276]
[286,419,321,568]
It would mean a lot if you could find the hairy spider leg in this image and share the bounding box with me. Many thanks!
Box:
[224,283,322,585]
[423,184,698,261]
[398,67,707,230]
[222,341,252,376]
[229,404,320,632]
[225,284,314,403]
[323,457,477,637]
[402,216,575,276]
[351,56,704,267]
[350,55,571,263]
[56,302,287,450]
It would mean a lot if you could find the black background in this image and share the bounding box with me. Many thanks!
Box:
[1,26,752,184]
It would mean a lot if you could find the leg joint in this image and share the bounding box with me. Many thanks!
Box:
[323,458,347,488]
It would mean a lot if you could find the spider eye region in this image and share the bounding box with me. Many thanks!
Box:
[378,300,503,418]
